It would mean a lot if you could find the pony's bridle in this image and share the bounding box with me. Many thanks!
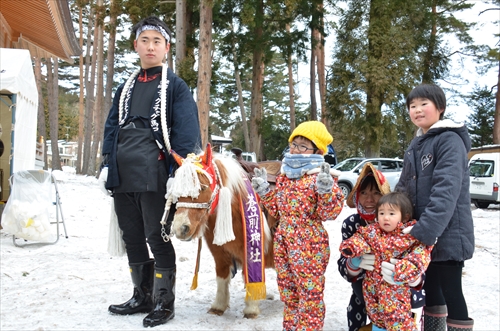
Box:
[175,160,222,214]
[161,155,224,242]
[162,145,235,243]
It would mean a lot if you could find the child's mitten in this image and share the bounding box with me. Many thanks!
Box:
[252,167,270,196]
[316,162,333,194]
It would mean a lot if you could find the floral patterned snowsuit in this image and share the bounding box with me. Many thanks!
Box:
[261,172,344,331]
[339,220,432,331]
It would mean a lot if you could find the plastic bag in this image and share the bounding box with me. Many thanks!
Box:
[1,171,54,242]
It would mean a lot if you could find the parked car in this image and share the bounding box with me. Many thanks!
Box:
[469,152,500,209]
[333,157,404,198]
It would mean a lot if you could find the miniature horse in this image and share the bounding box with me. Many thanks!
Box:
[168,145,277,318]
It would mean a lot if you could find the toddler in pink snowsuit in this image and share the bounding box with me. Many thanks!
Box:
[340,192,432,331]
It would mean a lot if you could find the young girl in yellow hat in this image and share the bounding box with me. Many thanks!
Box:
[252,120,344,330]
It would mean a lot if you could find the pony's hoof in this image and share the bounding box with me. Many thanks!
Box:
[243,313,258,319]
[207,308,224,316]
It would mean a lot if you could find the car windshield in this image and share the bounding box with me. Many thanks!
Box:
[333,159,363,172]
[469,160,494,177]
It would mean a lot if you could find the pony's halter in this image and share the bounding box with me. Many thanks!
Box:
[172,154,222,214]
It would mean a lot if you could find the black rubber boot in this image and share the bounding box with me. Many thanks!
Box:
[108,260,154,315]
[447,318,474,331]
[143,266,176,328]
[424,305,447,331]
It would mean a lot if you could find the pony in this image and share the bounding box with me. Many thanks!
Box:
[167,144,278,318]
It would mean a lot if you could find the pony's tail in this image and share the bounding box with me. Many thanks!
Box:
[213,186,235,245]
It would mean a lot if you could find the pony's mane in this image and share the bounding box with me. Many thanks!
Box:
[212,154,247,197]
[169,152,247,202]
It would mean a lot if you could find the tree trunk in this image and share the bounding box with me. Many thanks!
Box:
[34,57,48,170]
[250,54,265,159]
[364,92,382,157]
[249,1,265,159]
[101,0,118,172]
[422,0,438,84]
[47,58,61,170]
[310,27,318,121]
[167,45,173,69]
[493,59,500,144]
[82,2,95,175]
[104,0,118,123]
[232,27,250,151]
[286,23,296,131]
[90,0,105,177]
[77,5,84,174]
[197,0,213,147]
[364,0,384,157]
[316,3,327,126]
[175,0,186,73]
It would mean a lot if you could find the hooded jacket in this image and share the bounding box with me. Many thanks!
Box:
[395,119,474,262]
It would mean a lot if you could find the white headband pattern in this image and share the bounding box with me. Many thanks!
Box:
[136,25,170,43]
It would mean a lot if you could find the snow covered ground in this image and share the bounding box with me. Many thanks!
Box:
[1,171,499,330]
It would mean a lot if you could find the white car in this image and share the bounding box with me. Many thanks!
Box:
[469,152,500,209]
[333,157,404,197]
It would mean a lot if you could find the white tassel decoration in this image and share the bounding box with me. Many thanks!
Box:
[170,161,201,202]
[107,199,126,256]
[213,186,235,246]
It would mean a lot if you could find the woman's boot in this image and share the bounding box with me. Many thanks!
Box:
[423,305,447,331]
[108,260,154,315]
[143,266,176,327]
[447,318,474,331]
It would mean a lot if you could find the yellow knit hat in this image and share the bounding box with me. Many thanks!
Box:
[288,121,333,155]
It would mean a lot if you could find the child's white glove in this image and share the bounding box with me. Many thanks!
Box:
[316,162,333,194]
[252,168,270,196]
[381,259,401,285]
[346,253,376,276]
[358,253,375,271]
[98,167,111,196]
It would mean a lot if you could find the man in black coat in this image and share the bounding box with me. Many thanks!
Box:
[100,16,200,328]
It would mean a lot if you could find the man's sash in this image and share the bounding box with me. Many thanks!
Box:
[240,177,266,301]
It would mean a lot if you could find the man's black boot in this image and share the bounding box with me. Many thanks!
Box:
[143,266,176,327]
[108,260,154,315]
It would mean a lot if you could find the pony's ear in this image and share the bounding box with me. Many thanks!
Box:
[201,143,212,166]
[171,149,184,166]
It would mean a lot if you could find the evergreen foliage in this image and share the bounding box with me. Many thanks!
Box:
[326,0,476,158]
[48,0,496,163]
[465,86,495,147]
